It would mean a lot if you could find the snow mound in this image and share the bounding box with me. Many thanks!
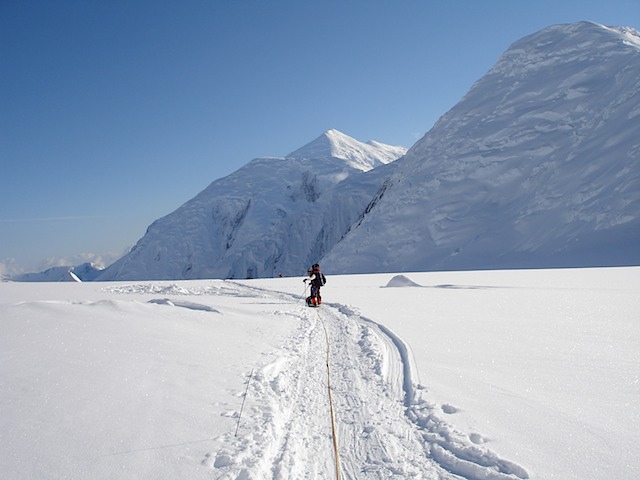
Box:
[384,274,423,288]
[147,298,221,313]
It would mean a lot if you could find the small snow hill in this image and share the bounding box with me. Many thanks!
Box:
[383,274,423,288]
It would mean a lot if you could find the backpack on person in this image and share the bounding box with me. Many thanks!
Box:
[310,264,325,287]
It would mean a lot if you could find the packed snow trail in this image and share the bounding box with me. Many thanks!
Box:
[317,309,343,479]
[208,284,528,479]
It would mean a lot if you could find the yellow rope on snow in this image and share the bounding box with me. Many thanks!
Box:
[316,308,342,480]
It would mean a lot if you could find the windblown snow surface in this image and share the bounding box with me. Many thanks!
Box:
[1,267,638,479]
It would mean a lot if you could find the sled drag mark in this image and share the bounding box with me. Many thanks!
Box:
[320,305,444,479]
[339,305,529,480]
[210,307,338,479]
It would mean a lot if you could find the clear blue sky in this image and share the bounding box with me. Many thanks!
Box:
[1,0,638,274]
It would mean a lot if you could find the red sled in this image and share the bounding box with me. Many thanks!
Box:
[306,296,321,307]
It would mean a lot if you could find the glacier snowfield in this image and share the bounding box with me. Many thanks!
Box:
[2,267,638,479]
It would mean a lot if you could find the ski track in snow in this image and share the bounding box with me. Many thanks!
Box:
[193,283,530,480]
[105,281,528,478]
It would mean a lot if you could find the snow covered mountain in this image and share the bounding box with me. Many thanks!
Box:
[97,130,406,280]
[323,21,640,273]
[99,21,639,281]
[9,262,104,282]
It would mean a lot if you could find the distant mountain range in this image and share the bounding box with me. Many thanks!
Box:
[11,21,640,282]
[10,262,104,282]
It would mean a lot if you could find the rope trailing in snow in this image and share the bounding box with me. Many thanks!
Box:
[317,309,343,480]
[235,369,254,437]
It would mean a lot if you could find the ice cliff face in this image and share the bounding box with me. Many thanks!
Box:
[323,21,640,273]
[97,131,406,280]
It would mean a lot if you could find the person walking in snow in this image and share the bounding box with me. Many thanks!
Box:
[304,263,326,307]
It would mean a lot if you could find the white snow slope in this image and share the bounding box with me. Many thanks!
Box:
[324,22,640,274]
[2,267,638,479]
[97,130,406,281]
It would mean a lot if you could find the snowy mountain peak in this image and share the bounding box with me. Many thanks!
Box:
[287,129,406,171]
[494,21,640,76]
[323,21,640,274]
[96,130,406,281]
